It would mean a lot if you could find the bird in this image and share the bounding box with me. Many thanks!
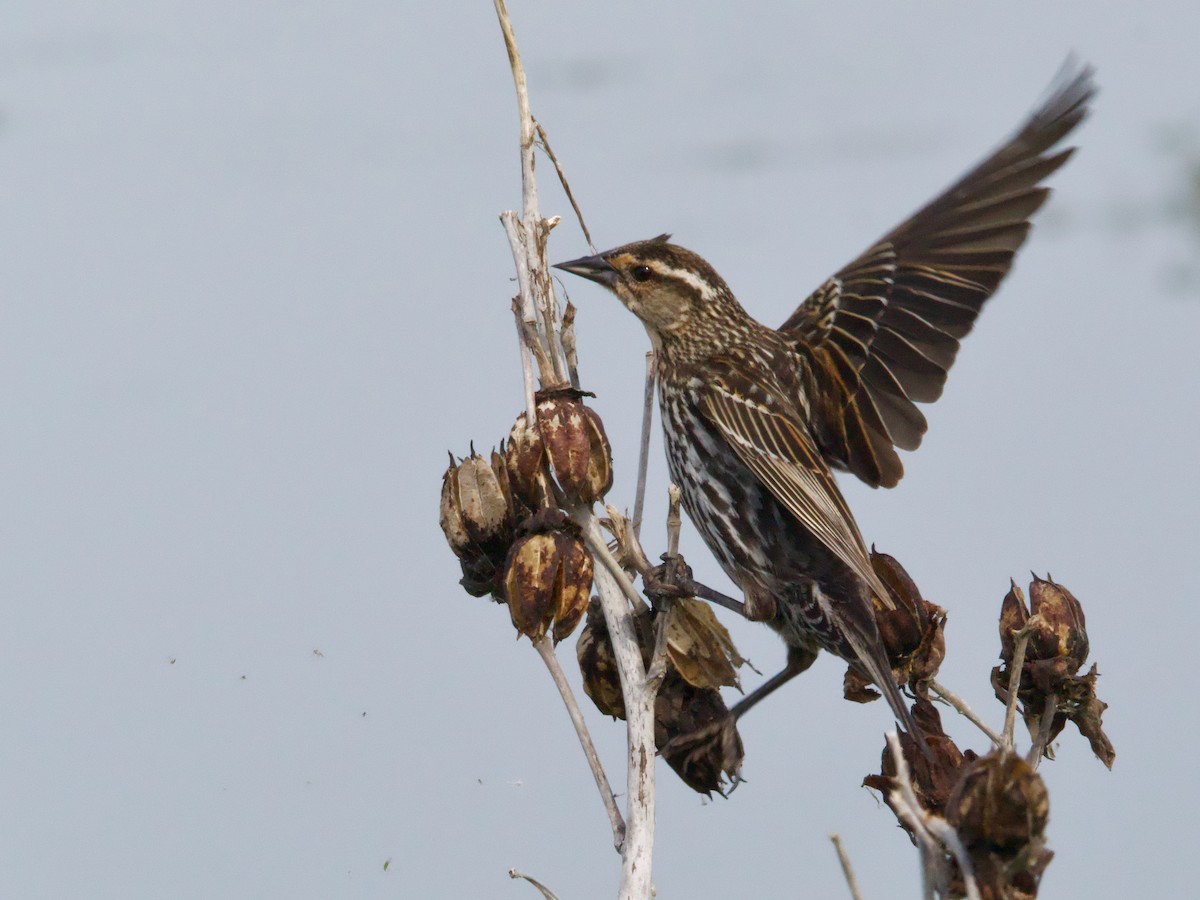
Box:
[554,66,1095,739]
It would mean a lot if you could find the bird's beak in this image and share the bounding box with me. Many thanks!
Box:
[553,253,619,290]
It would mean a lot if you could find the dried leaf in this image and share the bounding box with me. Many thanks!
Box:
[665,597,745,691]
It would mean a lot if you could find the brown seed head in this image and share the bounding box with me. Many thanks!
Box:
[439,449,519,599]
[552,533,593,644]
[577,600,626,719]
[439,455,472,559]
[946,752,1049,852]
[504,533,561,641]
[455,450,510,548]
[535,388,613,504]
[503,508,594,643]
[506,412,548,509]
[1027,575,1089,673]
[871,550,947,684]
[864,697,973,827]
[656,671,744,796]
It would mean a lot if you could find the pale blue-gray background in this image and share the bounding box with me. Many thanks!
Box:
[3,2,1196,898]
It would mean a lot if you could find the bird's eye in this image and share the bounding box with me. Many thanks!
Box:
[630,265,653,282]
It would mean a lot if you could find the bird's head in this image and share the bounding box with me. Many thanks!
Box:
[554,235,745,348]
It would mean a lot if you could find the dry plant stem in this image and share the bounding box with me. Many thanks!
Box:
[1003,619,1040,751]
[510,301,541,423]
[561,302,581,390]
[535,120,595,252]
[643,614,671,692]
[1027,693,1059,769]
[603,506,653,582]
[581,514,657,900]
[532,636,626,851]
[495,2,569,389]
[631,353,656,539]
[645,489,683,681]
[582,519,657,613]
[928,679,1004,748]
[644,487,683,690]
[665,485,682,558]
[830,834,865,900]
[923,818,981,900]
[885,732,982,900]
[508,868,560,900]
[494,3,655,896]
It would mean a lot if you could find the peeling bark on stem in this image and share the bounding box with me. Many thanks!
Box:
[588,528,656,899]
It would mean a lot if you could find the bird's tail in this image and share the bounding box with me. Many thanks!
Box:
[820,583,933,762]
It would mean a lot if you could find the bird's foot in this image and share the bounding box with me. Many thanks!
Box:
[642,552,695,607]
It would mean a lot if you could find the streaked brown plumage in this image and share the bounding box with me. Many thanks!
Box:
[555,66,1094,734]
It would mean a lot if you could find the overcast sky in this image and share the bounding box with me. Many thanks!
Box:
[3,2,1198,898]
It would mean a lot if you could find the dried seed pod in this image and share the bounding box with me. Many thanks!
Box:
[456,450,510,547]
[656,671,744,796]
[504,532,561,641]
[864,697,973,824]
[536,388,613,504]
[998,580,1031,663]
[493,445,534,523]
[946,752,1049,852]
[552,534,593,644]
[439,449,519,601]
[577,600,626,719]
[943,753,1054,900]
[847,550,946,701]
[439,455,472,558]
[664,597,745,691]
[506,412,547,508]
[1028,576,1089,674]
[577,600,743,796]
[870,549,927,655]
[503,508,594,643]
[991,575,1114,768]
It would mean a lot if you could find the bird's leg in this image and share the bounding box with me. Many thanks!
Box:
[656,645,818,794]
[728,644,819,722]
[642,552,746,616]
[685,580,746,617]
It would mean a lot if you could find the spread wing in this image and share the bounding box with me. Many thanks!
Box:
[779,64,1095,489]
[699,372,892,607]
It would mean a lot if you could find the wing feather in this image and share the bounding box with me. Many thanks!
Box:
[700,378,893,607]
[779,64,1095,488]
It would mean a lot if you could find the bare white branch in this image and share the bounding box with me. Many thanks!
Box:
[1003,618,1041,751]
[532,636,626,851]
[830,833,865,900]
[1027,692,1059,770]
[582,515,657,900]
[928,679,1004,749]
[508,868,560,900]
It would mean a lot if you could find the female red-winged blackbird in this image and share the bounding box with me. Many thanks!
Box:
[556,66,1094,735]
